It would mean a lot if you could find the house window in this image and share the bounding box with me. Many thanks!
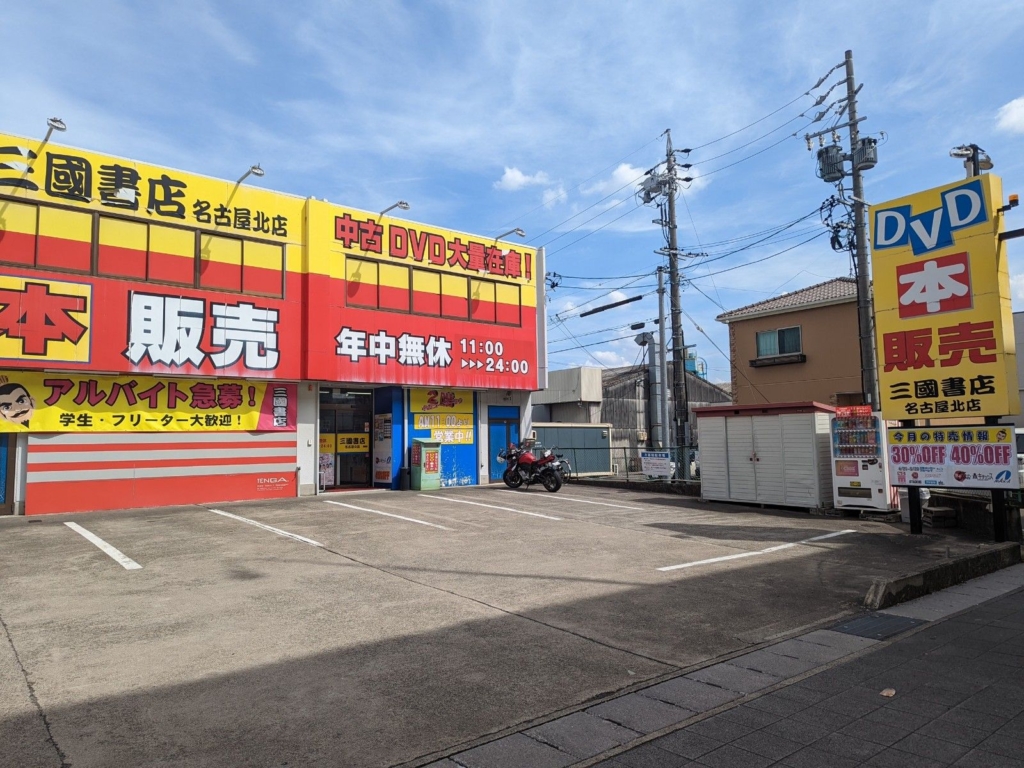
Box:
[756,326,801,357]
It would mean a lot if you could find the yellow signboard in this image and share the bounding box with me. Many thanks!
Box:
[0,131,304,245]
[335,433,369,453]
[870,174,1017,420]
[0,274,92,363]
[319,434,335,453]
[0,371,294,432]
[409,388,473,414]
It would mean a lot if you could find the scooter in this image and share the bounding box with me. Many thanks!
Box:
[496,440,562,492]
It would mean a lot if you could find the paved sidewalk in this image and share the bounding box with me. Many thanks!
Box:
[426,564,1024,768]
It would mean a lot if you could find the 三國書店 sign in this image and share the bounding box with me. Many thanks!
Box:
[870,175,1018,421]
[886,426,1019,490]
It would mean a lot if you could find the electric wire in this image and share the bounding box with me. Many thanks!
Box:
[686,230,829,281]
[685,90,814,153]
[492,133,664,236]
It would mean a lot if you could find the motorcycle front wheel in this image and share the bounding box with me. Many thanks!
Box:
[503,467,524,488]
[541,470,562,493]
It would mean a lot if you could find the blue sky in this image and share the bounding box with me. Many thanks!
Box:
[3,0,1023,383]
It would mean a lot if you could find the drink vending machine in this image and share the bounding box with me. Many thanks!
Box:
[830,406,897,511]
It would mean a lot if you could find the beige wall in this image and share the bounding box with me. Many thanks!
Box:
[729,301,861,405]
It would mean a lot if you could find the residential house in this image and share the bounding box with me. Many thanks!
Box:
[716,277,863,406]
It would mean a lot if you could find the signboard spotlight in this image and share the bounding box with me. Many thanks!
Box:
[495,228,525,241]
[379,200,410,217]
[42,117,67,144]
[237,164,264,184]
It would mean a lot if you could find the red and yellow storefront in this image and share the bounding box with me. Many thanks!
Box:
[0,131,544,514]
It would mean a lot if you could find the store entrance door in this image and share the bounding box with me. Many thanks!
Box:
[489,406,521,482]
[319,389,373,490]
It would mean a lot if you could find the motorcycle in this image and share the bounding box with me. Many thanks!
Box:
[496,439,562,492]
[554,452,572,484]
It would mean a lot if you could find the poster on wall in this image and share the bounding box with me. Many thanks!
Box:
[373,413,393,484]
[886,426,1019,490]
[0,371,295,432]
[409,388,474,444]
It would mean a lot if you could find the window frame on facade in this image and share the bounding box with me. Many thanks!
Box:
[750,325,805,367]
[340,253,523,327]
[0,194,287,299]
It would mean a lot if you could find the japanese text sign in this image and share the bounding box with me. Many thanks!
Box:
[0,131,302,242]
[335,433,369,453]
[886,426,1019,490]
[871,175,1018,420]
[0,370,295,432]
[410,388,474,444]
[410,388,473,414]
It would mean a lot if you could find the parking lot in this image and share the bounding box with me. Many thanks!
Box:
[0,484,989,767]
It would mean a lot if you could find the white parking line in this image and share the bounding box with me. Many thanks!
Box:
[209,509,324,547]
[64,522,142,570]
[657,529,857,572]
[501,490,642,510]
[324,500,451,530]
[422,494,561,520]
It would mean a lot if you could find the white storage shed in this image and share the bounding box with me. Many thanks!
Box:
[696,402,835,511]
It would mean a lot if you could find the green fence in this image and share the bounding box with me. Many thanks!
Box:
[543,446,698,482]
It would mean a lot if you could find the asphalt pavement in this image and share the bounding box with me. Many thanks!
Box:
[0,484,1013,767]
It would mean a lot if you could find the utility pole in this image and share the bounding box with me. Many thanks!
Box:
[664,131,690,476]
[657,266,670,450]
[844,50,878,409]
[808,50,878,408]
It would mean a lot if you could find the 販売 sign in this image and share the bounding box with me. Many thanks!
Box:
[870,175,1018,420]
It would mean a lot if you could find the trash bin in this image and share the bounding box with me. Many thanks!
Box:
[399,467,411,491]
[410,438,442,491]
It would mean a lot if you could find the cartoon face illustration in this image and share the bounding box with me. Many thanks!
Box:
[997,429,1008,441]
[0,383,34,427]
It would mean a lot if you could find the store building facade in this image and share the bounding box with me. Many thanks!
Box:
[0,131,544,514]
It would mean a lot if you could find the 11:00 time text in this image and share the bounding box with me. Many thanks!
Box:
[459,339,530,374]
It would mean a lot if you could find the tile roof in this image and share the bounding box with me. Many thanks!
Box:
[716,276,857,322]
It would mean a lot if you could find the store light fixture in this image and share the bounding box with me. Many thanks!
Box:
[379,200,410,217]
[237,164,265,184]
[42,116,66,144]
[495,228,525,242]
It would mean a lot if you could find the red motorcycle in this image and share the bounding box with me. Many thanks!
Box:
[497,439,562,492]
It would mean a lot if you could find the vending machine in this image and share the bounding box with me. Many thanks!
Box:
[830,406,895,511]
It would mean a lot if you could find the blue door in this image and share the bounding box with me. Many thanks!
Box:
[488,407,520,481]
[0,434,9,513]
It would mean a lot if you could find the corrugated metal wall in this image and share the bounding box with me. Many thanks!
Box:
[26,432,297,514]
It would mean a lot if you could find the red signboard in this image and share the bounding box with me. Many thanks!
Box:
[0,266,302,380]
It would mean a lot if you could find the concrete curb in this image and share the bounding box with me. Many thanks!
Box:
[863,541,1021,609]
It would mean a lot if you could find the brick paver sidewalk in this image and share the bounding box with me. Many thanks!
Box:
[427,565,1024,768]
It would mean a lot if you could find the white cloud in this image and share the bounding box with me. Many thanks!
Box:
[607,290,629,302]
[582,163,646,197]
[542,185,567,208]
[997,96,1024,134]
[592,349,633,367]
[494,167,551,191]
[1011,273,1024,305]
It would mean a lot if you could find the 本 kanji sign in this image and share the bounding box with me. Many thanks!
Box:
[0,275,91,362]
[0,370,295,432]
[886,426,1019,490]
[871,175,1018,420]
